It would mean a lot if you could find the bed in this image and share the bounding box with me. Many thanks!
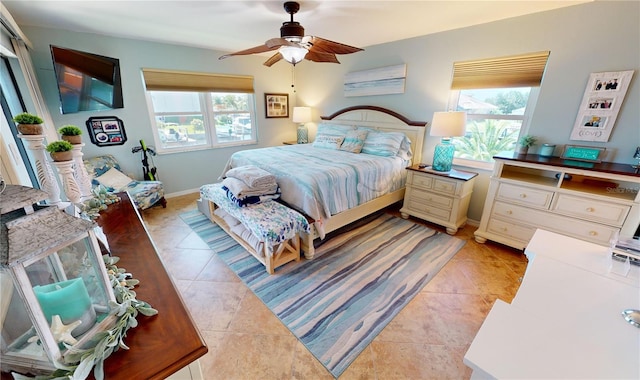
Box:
[204,106,426,258]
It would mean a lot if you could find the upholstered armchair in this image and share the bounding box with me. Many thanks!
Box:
[84,154,166,210]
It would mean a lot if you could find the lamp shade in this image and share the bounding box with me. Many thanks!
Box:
[279,46,308,65]
[292,107,312,123]
[430,111,467,137]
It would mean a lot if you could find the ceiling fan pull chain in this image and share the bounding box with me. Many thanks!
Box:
[291,65,296,92]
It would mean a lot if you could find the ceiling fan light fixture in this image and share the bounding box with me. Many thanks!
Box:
[279,45,308,64]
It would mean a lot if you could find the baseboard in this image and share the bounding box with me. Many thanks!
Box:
[165,188,200,198]
[466,218,480,227]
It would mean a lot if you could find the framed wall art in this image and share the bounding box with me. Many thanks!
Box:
[343,64,407,97]
[264,93,289,118]
[86,116,128,146]
[569,70,634,142]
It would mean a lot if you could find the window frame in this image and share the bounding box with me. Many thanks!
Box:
[449,86,541,170]
[144,90,258,154]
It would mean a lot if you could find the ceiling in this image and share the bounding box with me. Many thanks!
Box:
[4,1,591,54]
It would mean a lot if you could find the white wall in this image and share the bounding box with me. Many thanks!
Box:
[20,1,639,220]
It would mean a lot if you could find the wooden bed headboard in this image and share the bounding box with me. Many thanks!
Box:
[320,106,427,164]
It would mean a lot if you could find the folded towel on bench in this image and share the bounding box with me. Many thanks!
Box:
[225,165,276,189]
[222,177,278,199]
[223,185,280,207]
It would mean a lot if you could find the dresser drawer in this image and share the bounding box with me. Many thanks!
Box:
[497,183,553,208]
[552,194,630,227]
[405,199,452,220]
[487,218,536,242]
[408,172,433,190]
[433,178,457,195]
[492,202,619,246]
[407,188,453,209]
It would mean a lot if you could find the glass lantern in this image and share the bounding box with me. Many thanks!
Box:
[1,185,116,376]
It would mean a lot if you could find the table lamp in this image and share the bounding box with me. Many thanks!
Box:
[429,111,467,172]
[292,106,312,144]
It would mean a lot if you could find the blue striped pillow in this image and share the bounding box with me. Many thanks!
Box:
[361,131,405,157]
[316,123,356,138]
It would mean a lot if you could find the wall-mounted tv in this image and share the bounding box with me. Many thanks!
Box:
[50,45,124,114]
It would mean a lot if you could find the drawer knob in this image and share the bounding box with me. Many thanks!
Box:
[586,207,595,212]
[589,231,598,236]
[501,227,508,232]
[519,193,527,198]
[506,210,513,215]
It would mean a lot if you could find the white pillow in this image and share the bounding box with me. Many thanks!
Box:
[313,134,345,150]
[95,167,133,191]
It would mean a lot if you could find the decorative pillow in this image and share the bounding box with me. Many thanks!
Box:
[361,131,405,157]
[95,167,133,191]
[313,134,345,150]
[339,129,369,153]
[397,136,413,161]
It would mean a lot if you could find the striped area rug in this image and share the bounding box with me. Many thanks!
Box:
[180,210,465,377]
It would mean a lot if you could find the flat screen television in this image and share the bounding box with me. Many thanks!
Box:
[50,45,124,114]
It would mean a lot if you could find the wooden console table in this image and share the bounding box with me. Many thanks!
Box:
[1,193,206,380]
[94,193,207,378]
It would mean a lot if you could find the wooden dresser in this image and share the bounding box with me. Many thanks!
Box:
[474,153,640,249]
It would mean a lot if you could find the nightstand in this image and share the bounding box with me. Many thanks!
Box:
[400,164,478,235]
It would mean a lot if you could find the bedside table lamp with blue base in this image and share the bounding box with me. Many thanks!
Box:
[429,111,467,172]
[292,106,311,144]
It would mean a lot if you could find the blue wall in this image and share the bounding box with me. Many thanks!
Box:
[21,1,639,219]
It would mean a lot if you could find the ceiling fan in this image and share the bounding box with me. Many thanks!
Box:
[219,1,363,66]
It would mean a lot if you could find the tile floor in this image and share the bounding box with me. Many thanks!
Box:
[140,193,528,379]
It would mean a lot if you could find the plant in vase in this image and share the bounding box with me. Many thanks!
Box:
[12,112,44,135]
[517,134,537,155]
[45,140,74,162]
[58,125,83,144]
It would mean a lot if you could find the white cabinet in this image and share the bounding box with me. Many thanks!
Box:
[474,153,640,249]
[464,229,640,379]
[400,165,477,235]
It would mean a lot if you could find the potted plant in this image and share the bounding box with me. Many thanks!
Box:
[517,134,537,155]
[58,125,83,144]
[45,140,74,162]
[13,112,44,135]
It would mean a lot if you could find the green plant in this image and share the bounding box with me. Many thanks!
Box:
[518,134,537,147]
[453,119,519,161]
[45,140,74,153]
[12,112,43,125]
[58,125,83,136]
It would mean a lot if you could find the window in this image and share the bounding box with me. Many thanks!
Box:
[142,69,256,153]
[448,51,550,167]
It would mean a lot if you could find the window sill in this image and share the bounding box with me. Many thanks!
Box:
[452,158,495,172]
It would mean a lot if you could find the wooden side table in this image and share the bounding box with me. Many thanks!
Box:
[400,164,477,234]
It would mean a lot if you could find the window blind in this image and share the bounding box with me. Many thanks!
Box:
[451,51,550,89]
[142,68,254,93]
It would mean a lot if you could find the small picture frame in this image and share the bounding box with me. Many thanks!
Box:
[264,93,289,118]
[561,144,606,163]
[86,116,127,146]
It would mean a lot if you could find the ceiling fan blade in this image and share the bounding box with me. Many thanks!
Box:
[219,43,280,60]
[304,50,340,64]
[263,52,284,67]
[308,36,363,55]
[265,38,296,48]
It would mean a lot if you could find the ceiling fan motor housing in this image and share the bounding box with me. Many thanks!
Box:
[281,22,304,41]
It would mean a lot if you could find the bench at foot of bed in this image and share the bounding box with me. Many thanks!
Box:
[200,183,310,274]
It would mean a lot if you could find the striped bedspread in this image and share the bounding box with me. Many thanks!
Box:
[221,144,408,238]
